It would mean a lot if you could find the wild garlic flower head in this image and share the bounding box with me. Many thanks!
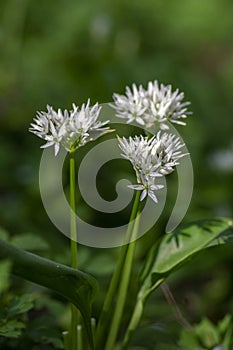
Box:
[111,84,147,126]
[118,132,186,202]
[112,80,191,130]
[29,100,110,155]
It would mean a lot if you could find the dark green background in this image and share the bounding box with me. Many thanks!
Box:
[0,0,233,348]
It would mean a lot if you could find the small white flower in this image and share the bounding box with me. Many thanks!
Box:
[29,100,111,155]
[118,132,187,203]
[111,83,147,125]
[151,131,187,175]
[145,81,192,129]
[112,80,191,130]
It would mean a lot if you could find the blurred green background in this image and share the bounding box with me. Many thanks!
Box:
[0,0,233,348]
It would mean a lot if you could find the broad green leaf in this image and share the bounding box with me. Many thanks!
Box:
[0,238,98,349]
[123,218,233,349]
[141,218,233,287]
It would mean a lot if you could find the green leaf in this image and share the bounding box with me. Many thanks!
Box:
[123,218,233,349]
[179,329,200,350]
[0,320,25,338]
[141,218,233,290]
[0,238,98,349]
[150,218,233,276]
[195,318,219,348]
[179,315,233,350]
[218,315,233,349]
[10,233,49,252]
[0,259,12,294]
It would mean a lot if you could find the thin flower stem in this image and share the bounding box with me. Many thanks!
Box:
[104,194,141,350]
[96,191,140,349]
[69,149,78,350]
[70,149,78,269]
[62,331,69,350]
[77,325,83,350]
[122,297,144,349]
[91,318,96,341]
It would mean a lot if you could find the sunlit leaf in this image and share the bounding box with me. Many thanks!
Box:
[141,218,233,289]
[123,218,233,348]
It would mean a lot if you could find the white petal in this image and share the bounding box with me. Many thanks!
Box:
[140,189,148,201]
[54,143,60,156]
[128,184,144,190]
[148,191,158,203]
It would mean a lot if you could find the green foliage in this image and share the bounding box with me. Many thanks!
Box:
[123,218,233,348]
[0,0,233,348]
[0,294,34,339]
[0,238,98,349]
[0,293,65,348]
[0,259,11,294]
[0,320,25,339]
[141,218,233,298]
[179,315,233,350]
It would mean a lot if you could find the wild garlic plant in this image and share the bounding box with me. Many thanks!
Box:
[28,80,190,349]
[30,101,112,350]
[22,80,232,350]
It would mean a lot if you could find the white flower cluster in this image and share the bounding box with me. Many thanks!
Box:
[118,132,186,202]
[112,80,191,130]
[29,100,110,155]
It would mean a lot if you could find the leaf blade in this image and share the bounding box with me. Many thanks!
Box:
[0,238,98,349]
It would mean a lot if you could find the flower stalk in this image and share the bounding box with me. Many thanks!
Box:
[104,191,141,350]
[96,191,140,349]
[69,148,79,350]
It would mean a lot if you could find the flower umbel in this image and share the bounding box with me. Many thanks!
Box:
[29,100,111,155]
[112,80,191,130]
[118,132,187,202]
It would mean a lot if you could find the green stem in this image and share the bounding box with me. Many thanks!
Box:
[70,149,78,269]
[62,331,69,350]
[96,191,140,349]
[69,149,78,350]
[104,194,141,350]
[77,325,83,350]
